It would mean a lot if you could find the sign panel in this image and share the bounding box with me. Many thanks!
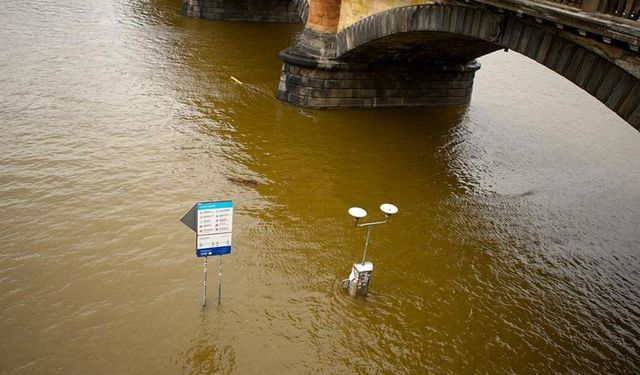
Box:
[195,200,233,257]
[197,232,232,249]
[197,201,233,235]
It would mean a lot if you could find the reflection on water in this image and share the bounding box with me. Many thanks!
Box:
[1,0,639,374]
[176,314,237,375]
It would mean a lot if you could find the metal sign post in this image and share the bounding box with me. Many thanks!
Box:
[181,200,234,307]
[217,256,223,305]
[203,256,208,306]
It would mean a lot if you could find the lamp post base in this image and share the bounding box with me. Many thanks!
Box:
[343,262,373,297]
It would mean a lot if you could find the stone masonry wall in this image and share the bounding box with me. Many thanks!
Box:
[337,0,435,31]
[277,52,479,108]
[182,0,302,22]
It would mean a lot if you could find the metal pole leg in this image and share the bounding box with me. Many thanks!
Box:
[203,256,208,306]
[218,256,223,305]
[362,226,372,264]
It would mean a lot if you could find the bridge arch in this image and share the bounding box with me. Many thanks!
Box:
[333,4,640,130]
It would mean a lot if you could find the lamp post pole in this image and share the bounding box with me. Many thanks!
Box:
[344,203,399,297]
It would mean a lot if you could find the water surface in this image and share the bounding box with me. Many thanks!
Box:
[1,0,639,373]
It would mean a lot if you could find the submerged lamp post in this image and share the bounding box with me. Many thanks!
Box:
[343,203,398,297]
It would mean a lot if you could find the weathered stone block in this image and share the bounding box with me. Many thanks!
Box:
[604,74,634,109]
[616,83,640,118]
[307,0,341,33]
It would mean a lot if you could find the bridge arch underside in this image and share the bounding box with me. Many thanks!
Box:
[278,4,640,130]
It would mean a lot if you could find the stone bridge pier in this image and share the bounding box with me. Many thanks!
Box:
[277,1,495,108]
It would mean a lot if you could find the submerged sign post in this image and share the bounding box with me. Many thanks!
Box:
[181,200,234,306]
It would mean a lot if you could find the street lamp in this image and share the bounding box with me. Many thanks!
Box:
[343,203,398,297]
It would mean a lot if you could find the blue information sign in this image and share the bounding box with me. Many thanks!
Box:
[193,200,233,257]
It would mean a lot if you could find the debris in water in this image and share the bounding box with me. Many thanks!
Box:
[227,177,260,187]
[230,75,273,98]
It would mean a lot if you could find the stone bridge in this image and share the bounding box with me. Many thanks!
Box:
[182,0,640,130]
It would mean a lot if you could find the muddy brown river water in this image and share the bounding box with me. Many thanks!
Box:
[1,0,639,374]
